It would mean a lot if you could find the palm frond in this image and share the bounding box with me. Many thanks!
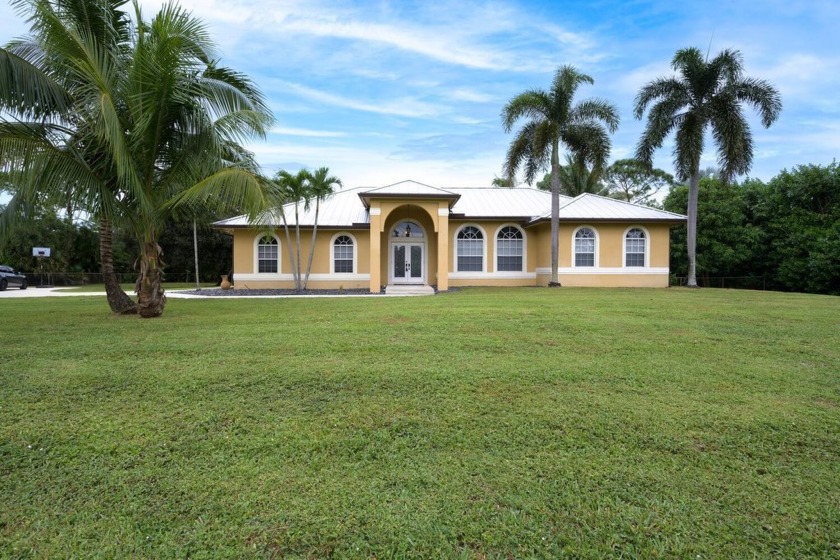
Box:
[731,77,782,127]
[500,90,551,132]
[0,47,70,118]
[569,98,620,133]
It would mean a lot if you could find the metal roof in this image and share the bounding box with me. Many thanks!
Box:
[360,180,459,198]
[539,193,686,222]
[212,183,686,228]
[449,187,569,218]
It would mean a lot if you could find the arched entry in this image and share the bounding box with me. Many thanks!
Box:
[389,220,426,284]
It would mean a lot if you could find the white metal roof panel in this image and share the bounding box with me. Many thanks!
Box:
[213,183,686,228]
[546,193,686,221]
[448,187,572,218]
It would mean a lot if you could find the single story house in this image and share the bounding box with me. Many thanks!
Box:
[213,180,686,292]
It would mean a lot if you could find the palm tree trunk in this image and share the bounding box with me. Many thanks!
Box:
[280,214,297,287]
[686,173,700,288]
[303,197,320,290]
[294,200,302,290]
[549,143,562,287]
[98,216,137,315]
[136,236,166,318]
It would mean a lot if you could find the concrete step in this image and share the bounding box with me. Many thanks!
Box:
[384,284,435,296]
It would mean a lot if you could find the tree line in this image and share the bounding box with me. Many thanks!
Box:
[664,162,840,295]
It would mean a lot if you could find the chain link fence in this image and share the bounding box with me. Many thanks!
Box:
[671,276,767,290]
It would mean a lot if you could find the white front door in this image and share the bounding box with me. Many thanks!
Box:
[391,243,424,284]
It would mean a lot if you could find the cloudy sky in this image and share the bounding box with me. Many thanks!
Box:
[1,0,837,188]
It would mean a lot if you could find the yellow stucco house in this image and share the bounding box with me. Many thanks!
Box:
[213,180,686,293]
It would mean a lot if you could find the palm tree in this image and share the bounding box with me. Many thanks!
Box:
[1,1,275,317]
[634,47,781,287]
[555,154,609,197]
[303,167,341,289]
[274,169,311,290]
[491,176,515,188]
[0,0,139,314]
[502,65,619,286]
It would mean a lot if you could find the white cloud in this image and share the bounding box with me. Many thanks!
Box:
[270,127,347,138]
[278,82,445,118]
[449,88,494,103]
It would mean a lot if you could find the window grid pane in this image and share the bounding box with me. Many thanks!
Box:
[625,229,645,267]
[334,235,354,273]
[258,237,278,273]
[457,237,483,271]
[574,228,595,267]
[497,256,523,271]
[626,253,645,267]
[496,227,523,272]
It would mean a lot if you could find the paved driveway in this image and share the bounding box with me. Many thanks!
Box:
[0,287,201,299]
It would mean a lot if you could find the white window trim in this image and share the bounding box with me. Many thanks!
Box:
[330,232,358,274]
[254,233,282,275]
[571,225,599,268]
[623,225,650,268]
[493,223,527,273]
[453,223,487,273]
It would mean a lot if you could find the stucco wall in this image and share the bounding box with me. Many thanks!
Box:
[231,228,371,289]
[226,218,673,290]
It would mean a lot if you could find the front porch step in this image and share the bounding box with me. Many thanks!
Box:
[384,284,435,296]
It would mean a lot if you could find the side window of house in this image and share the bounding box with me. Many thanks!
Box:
[457,226,483,271]
[496,226,524,271]
[625,228,646,267]
[574,228,596,267]
[257,236,278,273]
[334,235,354,273]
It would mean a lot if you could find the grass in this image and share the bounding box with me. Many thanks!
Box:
[53,282,216,292]
[1,288,838,558]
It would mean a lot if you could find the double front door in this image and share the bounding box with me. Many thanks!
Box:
[391,243,424,284]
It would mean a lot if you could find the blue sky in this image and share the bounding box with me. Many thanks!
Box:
[2,0,838,188]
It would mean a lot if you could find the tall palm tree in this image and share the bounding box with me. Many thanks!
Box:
[274,169,311,290]
[303,167,341,289]
[634,47,781,287]
[1,0,275,317]
[502,65,619,286]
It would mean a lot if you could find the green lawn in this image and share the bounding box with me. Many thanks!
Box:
[1,288,838,558]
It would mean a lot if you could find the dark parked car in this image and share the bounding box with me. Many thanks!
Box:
[0,265,27,290]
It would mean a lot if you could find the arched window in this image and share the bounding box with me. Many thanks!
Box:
[456,226,484,271]
[333,235,354,273]
[496,226,524,271]
[257,236,278,273]
[574,227,596,267]
[625,228,646,267]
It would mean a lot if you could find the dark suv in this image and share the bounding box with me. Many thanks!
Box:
[0,265,28,290]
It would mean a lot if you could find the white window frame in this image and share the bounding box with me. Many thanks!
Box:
[571,225,599,268]
[494,223,527,273]
[453,224,487,273]
[330,232,358,274]
[623,226,650,268]
[254,233,281,275]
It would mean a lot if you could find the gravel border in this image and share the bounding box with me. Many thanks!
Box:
[178,288,388,297]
